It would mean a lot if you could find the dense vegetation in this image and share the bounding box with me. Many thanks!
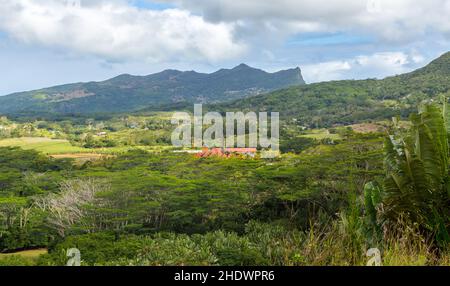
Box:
[3,100,450,265]
[0,124,388,264]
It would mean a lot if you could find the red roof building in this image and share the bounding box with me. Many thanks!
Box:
[196,147,257,158]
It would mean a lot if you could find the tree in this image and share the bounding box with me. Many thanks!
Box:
[34,179,109,237]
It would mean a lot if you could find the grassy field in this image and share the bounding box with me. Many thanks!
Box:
[0,137,176,157]
[0,249,48,266]
[0,137,89,154]
[300,129,342,140]
[0,249,48,258]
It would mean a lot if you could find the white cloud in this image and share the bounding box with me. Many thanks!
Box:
[354,52,410,74]
[160,0,450,44]
[0,0,245,63]
[302,61,352,83]
[0,0,448,92]
[302,51,419,83]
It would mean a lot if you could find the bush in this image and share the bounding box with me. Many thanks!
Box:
[0,255,35,266]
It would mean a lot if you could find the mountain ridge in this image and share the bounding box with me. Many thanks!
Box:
[0,64,305,114]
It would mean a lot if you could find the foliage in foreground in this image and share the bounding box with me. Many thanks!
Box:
[366,103,450,248]
[8,220,449,266]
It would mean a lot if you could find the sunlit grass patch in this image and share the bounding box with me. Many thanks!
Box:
[0,249,48,266]
[300,129,341,140]
[0,137,88,154]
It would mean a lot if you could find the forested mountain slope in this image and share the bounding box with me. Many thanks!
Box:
[214,52,450,127]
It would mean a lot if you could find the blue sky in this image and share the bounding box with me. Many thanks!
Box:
[286,33,375,47]
[131,0,174,10]
[0,0,449,95]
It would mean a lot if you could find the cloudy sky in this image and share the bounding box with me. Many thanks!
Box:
[1,0,449,95]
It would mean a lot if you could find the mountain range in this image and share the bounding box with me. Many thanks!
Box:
[1,52,449,124]
[0,64,305,114]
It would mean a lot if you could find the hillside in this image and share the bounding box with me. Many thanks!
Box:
[0,64,305,114]
[213,52,450,127]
